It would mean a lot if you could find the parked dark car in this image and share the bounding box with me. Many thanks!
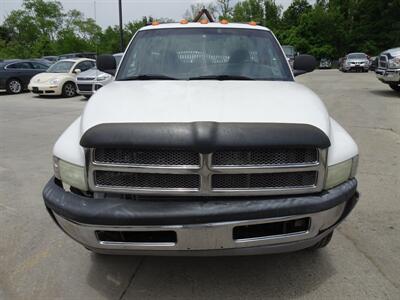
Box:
[0,59,50,94]
[58,52,96,60]
[41,56,59,63]
[369,56,378,71]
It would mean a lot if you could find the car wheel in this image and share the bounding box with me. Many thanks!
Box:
[62,82,77,97]
[389,84,400,92]
[307,231,333,250]
[7,79,22,94]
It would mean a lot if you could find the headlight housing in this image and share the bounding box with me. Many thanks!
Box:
[49,78,60,85]
[53,156,88,191]
[97,73,112,81]
[388,57,400,68]
[325,156,358,189]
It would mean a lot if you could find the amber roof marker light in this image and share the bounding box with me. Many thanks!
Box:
[152,20,160,26]
[220,19,229,24]
[180,19,189,24]
[200,19,209,24]
[248,21,257,26]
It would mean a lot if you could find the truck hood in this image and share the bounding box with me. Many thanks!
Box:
[80,81,331,136]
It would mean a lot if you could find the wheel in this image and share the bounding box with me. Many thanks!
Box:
[308,232,333,250]
[389,84,400,92]
[6,78,22,94]
[62,82,77,97]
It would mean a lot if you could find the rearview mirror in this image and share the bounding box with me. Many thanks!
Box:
[293,55,317,77]
[74,69,81,74]
[97,54,116,76]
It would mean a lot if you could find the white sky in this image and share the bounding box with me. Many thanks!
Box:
[0,0,314,28]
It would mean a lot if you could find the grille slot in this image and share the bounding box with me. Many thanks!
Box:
[94,148,200,167]
[212,148,317,167]
[212,172,317,190]
[77,84,93,91]
[94,171,200,189]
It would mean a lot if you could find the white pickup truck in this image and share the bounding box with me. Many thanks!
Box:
[43,22,359,256]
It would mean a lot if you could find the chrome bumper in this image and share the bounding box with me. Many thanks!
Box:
[376,68,400,83]
[52,202,346,255]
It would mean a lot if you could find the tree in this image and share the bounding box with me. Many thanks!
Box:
[184,3,218,21]
[217,0,233,20]
[282,0,312,28]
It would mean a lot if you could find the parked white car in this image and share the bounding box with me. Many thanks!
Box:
[76,53,123,98]
[28,58,95,97]
[43,22,359,256]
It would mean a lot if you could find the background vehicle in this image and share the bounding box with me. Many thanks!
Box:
[282,45,297,67]
[340,53,369,72]
[369,56,378,71]
[43,22,359,256]
[0,59,50,94]
[41,56,59,63]
[76,53,123,99]
[376,47,400,92]
[319,58,332,69]
[28,58,95,97]
[58,52,96,60]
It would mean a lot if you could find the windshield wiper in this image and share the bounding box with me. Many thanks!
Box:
[120,74,178,80]
[188,75,255,81]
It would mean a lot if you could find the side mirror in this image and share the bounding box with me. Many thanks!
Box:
[97,54,116,76]
[74,69,81,74]
[293,54,317,77]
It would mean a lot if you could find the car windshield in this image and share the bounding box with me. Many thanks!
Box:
[47,61,74,73]
[347,54,367,59]
[117,28,292,81]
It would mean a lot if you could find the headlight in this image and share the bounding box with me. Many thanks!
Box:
[97,74,112,81]
[49,78,60,85]
[325,156,358,189]
[388,57,400,68]
[53,156,88,191]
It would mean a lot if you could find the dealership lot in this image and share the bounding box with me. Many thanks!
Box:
[1,70,399,299]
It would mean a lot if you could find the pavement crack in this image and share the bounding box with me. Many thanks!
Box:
[119,257,145,300]
[347,125,400,138]
[337,229,400,290]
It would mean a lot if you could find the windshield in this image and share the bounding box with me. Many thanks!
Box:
[347,53,367,60]
[47,61,74,73]
[117,28,292,81]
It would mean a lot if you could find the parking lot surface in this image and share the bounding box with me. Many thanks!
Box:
[1,70,400,299]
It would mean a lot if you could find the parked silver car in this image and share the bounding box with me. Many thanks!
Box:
[340,53,369,72]
[76,53,123,98]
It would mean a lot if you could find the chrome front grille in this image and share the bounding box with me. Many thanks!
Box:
[88,148,326,196]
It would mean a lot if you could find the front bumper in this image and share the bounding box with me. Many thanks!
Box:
[76,82,103,96]
[376,68,400,83]
[343,64,369,71]
[43,177,358,255]
[28,83,62,95]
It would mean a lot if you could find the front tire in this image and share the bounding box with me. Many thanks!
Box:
[308,232,333,250]
[62,82,77,97]
[389,84,400,92]
[6,78,22,94]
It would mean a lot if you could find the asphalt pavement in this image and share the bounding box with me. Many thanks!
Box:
[0,70,399,299]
